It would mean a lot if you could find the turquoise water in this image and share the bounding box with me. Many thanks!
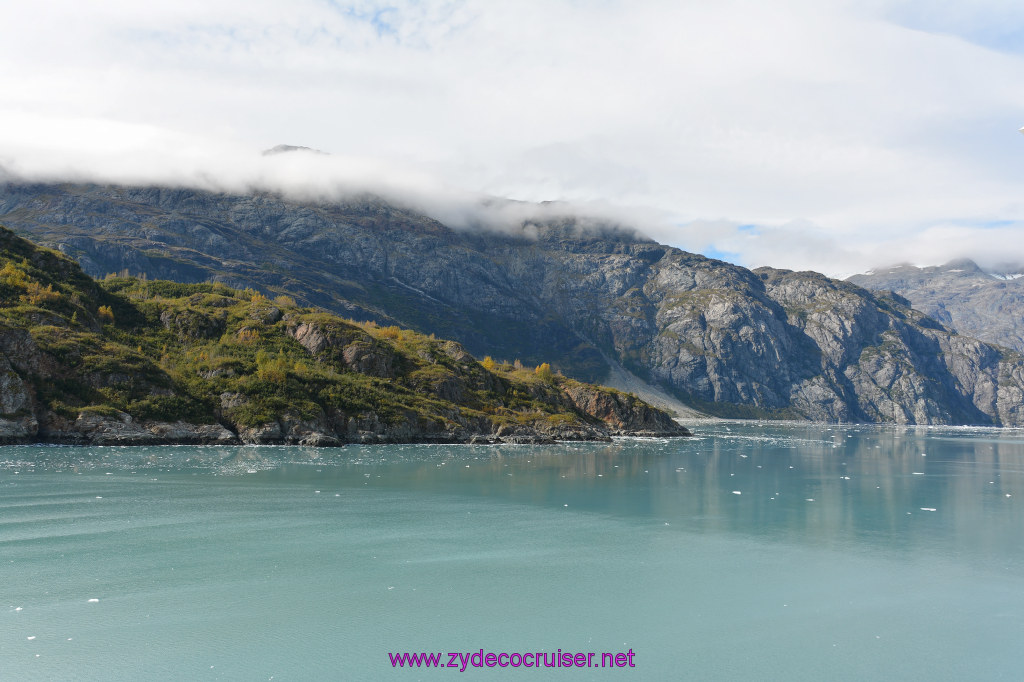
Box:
[2,423,1023,680]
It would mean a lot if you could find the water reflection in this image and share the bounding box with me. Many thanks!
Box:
[3,423,1022,562]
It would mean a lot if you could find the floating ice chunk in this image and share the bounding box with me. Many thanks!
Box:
[247,469,257,474]
[732,491,742,495]
[920,508,937,512]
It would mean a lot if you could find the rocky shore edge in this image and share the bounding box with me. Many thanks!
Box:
[0,405,691,447]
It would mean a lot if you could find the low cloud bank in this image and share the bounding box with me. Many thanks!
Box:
[0,131,661,243]
[2,125,1023,278]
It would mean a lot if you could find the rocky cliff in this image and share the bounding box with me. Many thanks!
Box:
[3,181,1024,425]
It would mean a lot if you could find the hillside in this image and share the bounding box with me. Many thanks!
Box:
[0,226,688,445]
[4,181,1024,425]
[848,260,1024,353]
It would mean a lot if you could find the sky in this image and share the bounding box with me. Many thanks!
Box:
[1,0,1024,276]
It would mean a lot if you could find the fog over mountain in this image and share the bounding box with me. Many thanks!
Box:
[3,1,1024,276]
[0,146,667,245]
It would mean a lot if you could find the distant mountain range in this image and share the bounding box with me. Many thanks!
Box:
[848,260,1024,354]
[3,180,1024,426]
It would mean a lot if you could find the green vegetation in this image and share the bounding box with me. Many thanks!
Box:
[0,226,655,441]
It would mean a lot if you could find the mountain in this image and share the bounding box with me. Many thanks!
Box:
[261,144,328,156]
[0,226,687,445]
[3,180,1024,426]
[848,260,1024,353]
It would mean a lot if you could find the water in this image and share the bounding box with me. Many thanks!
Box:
[2,423,1022,680]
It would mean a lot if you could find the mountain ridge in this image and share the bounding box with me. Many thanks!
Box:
[848,259,1024,353]
[4,180,1024,426]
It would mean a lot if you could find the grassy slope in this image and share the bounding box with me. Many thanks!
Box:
[0,226,658,440]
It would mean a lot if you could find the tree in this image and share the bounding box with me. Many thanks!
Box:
[534,362,554,382]
[98,305,115,324]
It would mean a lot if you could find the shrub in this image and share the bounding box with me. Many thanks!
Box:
[256,351,289,384]
[97,305,115,323]
[534,362,554,382]
[236,328,260,344]
[20,281,61,305]
[0,262,29,287]
[378,325,402,340]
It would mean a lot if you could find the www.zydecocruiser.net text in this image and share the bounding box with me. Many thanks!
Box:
[389,649,636,671]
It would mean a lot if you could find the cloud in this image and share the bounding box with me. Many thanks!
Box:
[1,0,1024,276]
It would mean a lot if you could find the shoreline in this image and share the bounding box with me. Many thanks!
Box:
[0,412,692,448]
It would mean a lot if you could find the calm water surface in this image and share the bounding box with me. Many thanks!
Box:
[2,422,1023,680]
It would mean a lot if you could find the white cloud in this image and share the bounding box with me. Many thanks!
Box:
[1,0,1024,276]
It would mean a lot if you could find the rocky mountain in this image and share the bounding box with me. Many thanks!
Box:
[3,180,1024,425]
[0,226,687,445]
[848,260,1024,353]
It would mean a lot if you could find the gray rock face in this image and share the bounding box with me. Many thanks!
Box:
[36,410,238,445]
[848,260,1024,353]
[1,363,30,414]
[4,182,1024,425]
[755,269,1018,425]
